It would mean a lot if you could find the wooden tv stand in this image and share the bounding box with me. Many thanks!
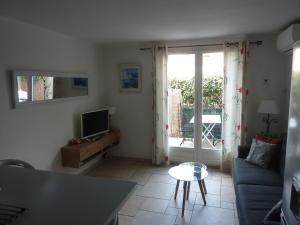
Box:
[61,130,120,168]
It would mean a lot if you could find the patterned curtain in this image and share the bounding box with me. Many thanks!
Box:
[152,44,170,165]
[221,41,249,172]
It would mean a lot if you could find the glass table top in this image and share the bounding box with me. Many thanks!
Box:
[168,162,208,182]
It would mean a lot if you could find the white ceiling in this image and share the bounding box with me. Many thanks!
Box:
[0,0,299,44]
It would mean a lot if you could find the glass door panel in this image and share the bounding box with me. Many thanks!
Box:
[201,52,224,151]
[167,54,195,149]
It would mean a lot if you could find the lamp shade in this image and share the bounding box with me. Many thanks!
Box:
[257,100,280,114]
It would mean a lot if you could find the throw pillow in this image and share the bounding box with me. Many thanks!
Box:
[256,133,283,170]
[245,139,276,168]
[269,142,283,170]
[263,200,282,224]
[256,133,282,145]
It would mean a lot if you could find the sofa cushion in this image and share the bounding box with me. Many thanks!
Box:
[278,136,287,177]
[246,139,277,168]
[236,184,283,225]
[233,158,282,187]
[238,145,251,159]
[269,142,283,170]
[256,133,282,145]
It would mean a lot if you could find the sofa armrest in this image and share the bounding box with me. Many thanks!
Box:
[238,145,251,159]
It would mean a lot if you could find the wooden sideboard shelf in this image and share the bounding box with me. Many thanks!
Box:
[61,130,120,168]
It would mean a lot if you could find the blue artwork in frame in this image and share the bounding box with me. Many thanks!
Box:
[73,78,88,89]
[119,63,142,92]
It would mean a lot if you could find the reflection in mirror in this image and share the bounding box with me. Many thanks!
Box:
[32,76,54,101]
[54,77,88,99]
[17,76,29,103]
[13,71,88,107]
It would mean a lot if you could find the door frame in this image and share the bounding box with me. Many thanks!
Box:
[197,46,224,166]
[168,47,198,163]
[168,46,224,166]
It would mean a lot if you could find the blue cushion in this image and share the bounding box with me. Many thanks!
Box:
[233,158,282,187]
[236,184,283,225]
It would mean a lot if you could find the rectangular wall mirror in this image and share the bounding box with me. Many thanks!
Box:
[12,70,88,108]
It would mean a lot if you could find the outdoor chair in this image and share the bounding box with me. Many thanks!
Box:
[178,103,194,146]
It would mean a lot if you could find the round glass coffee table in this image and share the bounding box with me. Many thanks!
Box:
[168,162,208,216]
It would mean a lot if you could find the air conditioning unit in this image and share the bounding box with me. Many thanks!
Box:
[277,24,300,53]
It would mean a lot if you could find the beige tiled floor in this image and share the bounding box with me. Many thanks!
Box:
[86,159,238,225]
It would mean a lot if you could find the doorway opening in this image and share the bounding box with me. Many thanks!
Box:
[168,54,195,149]
[201,52,224,151]
[167,49,224,164]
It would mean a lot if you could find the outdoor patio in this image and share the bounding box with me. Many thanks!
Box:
[169,137,222,150]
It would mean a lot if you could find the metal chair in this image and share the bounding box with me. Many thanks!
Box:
[0,159,35,169]
[178,103,194,146]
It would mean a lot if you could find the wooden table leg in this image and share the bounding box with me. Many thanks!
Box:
[174,180,180,200]
[182,181,187,216]
[202,180,207,194]
[198,180,206,205]
[186,182,191,200]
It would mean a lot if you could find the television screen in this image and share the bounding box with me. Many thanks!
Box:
[81,109,109,138]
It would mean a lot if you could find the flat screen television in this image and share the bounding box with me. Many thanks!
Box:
[81,109,109,139]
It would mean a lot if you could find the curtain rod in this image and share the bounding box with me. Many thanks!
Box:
[139,41,262,51]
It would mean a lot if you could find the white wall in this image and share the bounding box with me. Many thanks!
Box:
[104,34,290,160]
[103,44,153,159]
[0,17,287,167]
[247,34,289,141]
[284,53,293,131]
[0,17,105,172]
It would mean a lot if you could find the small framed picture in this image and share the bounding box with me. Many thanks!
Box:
[119,63,142,92]
[73,78,88,89]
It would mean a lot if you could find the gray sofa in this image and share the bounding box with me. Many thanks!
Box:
[232,143,285,225]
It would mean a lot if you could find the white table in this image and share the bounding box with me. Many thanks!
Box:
[168,162,208,216]
[189,115,221,149]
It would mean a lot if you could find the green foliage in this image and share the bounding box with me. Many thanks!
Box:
[33,75,47,81]
[170,77,223,108]
[18,75,27,80]
[18,75,46,81]
[170,79,195,105]
[202,77,223,108]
